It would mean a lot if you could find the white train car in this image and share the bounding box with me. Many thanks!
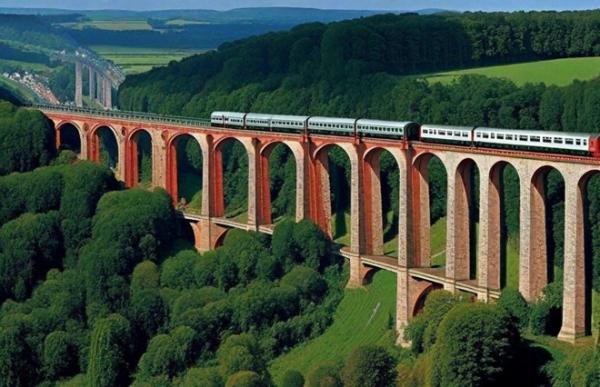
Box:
[474,127,597,154]
[211,111,246,127]
[245,113,272,130]
[420,124,474,142]
[356,119,417,137]
[308,116,357,135]
[270,114,309,132]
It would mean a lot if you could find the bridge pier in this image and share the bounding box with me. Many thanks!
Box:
[75,62,83,107]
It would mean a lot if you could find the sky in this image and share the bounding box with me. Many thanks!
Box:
[0,0,598,11]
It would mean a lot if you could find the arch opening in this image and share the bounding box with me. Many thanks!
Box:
[216,138,248,220]
[452,158,480,281]
[412,153,447,268]
[58,123,81,155]
[131,130,153,187]
[264,143,296,224]
[364,148,401,256]
[95,126,118,171]
[174,135,203,213]
[488,162,521,290]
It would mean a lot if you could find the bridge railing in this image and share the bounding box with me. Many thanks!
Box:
[28,103,212,128]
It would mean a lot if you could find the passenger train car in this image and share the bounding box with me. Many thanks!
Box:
[210,111,600,157]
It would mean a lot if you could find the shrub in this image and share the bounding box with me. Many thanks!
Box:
[131,261,160,293]
[305,363,342,387]
[182,367,223,387]
[281,369,304,387]
[225,371,263,387]
[431,303,520,387]
[341,345,396,387]
[497,288,530,330]
[529,281,562,336]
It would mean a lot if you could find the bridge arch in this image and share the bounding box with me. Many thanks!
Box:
[125,128,154,188]
[212,137,250,220]
[166,133,203,213]
[362,146,404,256]
[411,152,449,267]
[56,121,84,156]
[312,142,359,252]
[257,140,304,225]
[89,123,120,173]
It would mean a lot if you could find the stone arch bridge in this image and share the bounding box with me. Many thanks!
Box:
[42,105,597,343]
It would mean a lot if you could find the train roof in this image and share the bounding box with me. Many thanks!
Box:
[475,127,593,138]
[270,114,310,121]
[421,124,475,131]
[357,119,416,128]
[245,113,272,120]
[308,116,356,125]
[211,111,245,117]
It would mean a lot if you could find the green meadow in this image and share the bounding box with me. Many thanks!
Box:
[91,46,208,74]
[422,57,600,87]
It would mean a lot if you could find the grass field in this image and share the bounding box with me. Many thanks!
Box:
[61,20,153,31]
[165,18,209,26]
[422,57,600,87]
[91,45,207,74]
[0,76,38,101]
[269,270,398,384]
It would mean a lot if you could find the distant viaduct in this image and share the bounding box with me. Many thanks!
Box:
[40,105,596,344]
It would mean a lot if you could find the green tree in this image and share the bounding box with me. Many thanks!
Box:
[281,369,304,387]
[43,330,78,379]
[225,371,263,387]
[431,303,520,387]
[86,314,132,387]
[341,345,396,387]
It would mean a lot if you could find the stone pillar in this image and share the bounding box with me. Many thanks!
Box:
[89,67,95,100]
[478,162,502,299]
[257,148,272,225]
[363,150,383,255]
[96,72,103,103]
[446,161,472,288]
[116,128,126,182]
[558,175,588,342]
[309,148,333,237]
[519,169,548,301]
[75,62,83,107]
[246,139,259,231]
[103,78,112,109]
[411,156,431,267]
[291,141,308,222]
[348,144,363,255]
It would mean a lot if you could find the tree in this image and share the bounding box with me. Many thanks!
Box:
[431,303,520,387]
[43,330,78,380]
[281,370,304,387]
[305,363,342,387]
[0,325,35,387]
[86,314,132,387]
[131,261,160,293]
[497,288,530,331]
[281,266,327,304]
[128,289,168,339]
[181,367,223,387]
[341,345,396,387]
[225,371,263,387]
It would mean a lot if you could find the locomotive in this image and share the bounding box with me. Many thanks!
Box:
[210,111,600,157]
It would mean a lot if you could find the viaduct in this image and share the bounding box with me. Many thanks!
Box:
[73,61,121,109]
[41,105,596,344]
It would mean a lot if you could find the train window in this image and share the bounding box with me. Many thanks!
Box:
[530,136,540,142]
[497,134,504,139]
[440,130,446,135]
[565,138,574,145]
[584,140,588,145]
[490,133,495,139]
[463,133,468,137]
[482,133,489,139]
[576,139,581,145]
[543,137,551,143]
[423,129,428,134]
[553,138,563,144]
[520,135,528,141]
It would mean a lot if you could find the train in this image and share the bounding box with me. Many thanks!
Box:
[210,111,600,157]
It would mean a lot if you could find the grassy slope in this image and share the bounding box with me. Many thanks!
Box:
[60,20,153,31]
[422,57,600,87]
[269,270,397,384]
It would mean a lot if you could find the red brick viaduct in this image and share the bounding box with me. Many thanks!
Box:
[43,106,596,344]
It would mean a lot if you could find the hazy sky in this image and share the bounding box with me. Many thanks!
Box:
[0,0,598,11]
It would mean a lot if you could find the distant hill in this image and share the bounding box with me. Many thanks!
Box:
[0,7,452,24]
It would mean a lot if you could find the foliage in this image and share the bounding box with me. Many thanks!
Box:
[430,303,521,387]
[546,345,599,387]
[281,369,304,387]
[305,363,342,387]
[0,102,55,175]
[529,281,563,336]
[497,288,530,331]
[225,370,263,387]
[86,314,132,387]
[42,330,78,379]
[340,345,397,387]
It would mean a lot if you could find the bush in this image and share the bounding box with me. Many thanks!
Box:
[497,288,530,330]
[281,266,327,304]
[529,281,562,336]
[225,371,263,387]
[404,290,462,353]
[218,334,266,379]
[131,261,160,293]
[431,303,520,387]
[43,330,78,379]
[341,345,396,387]
[305,363,342,387]
[181,367,223,387]
[281,369,304,387]
[137,326,197,379]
